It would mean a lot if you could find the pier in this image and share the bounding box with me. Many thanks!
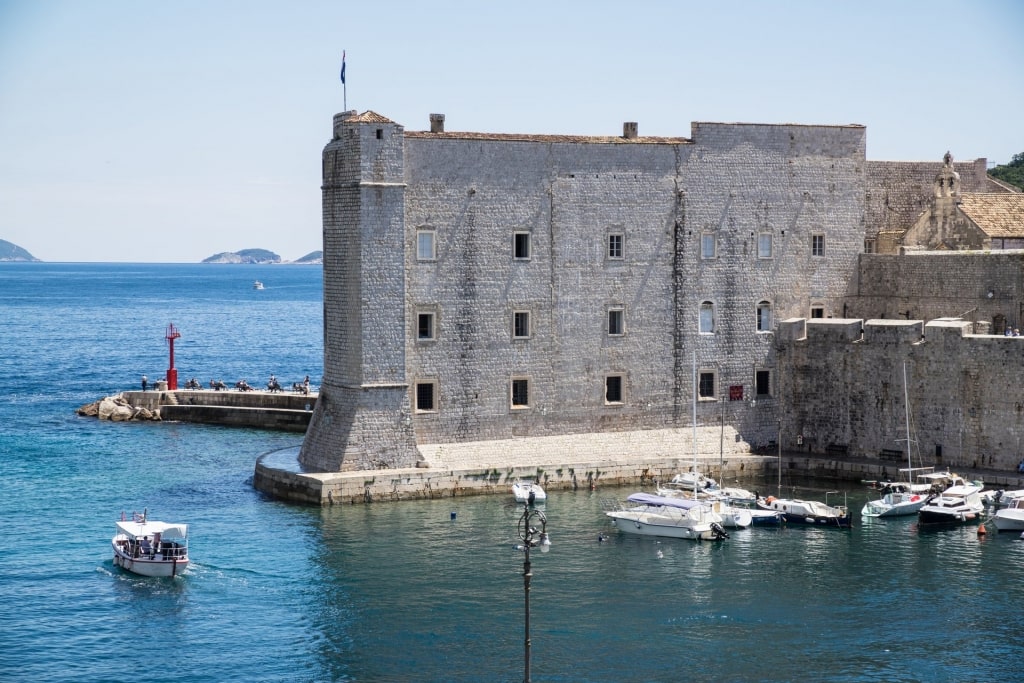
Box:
[122,389,316,432]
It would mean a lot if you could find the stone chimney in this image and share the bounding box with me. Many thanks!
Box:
[623,122,638,139]
[430,113,445,133]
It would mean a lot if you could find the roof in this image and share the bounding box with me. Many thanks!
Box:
[958,193,1024,238]
[405,130,692,144]
[345,110,397,124]
[115,519,188,539]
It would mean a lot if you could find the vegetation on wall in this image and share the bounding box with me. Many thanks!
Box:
[989,153,1024,190]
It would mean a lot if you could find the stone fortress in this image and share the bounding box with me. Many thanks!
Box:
[297,110,1024,476]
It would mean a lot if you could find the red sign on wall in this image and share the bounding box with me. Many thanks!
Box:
[729,385,744,401]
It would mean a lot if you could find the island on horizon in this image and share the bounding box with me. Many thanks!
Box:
[0,239,40,262]
[202,249,322,264]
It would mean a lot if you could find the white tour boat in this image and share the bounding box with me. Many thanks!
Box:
[511,480,546,504]
[253,280,264,290]
[112,511,189,577]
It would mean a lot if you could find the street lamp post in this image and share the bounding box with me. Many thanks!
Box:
[517,503,551,683]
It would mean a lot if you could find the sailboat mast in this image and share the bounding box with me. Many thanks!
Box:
[692,352,698,497]
[903,362,912,473]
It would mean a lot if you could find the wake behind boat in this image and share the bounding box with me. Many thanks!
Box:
[112,511,189,577]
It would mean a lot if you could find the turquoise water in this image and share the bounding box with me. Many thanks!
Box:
[2,263,1023,682]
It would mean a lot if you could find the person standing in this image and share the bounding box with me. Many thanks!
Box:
[141,375,148,391]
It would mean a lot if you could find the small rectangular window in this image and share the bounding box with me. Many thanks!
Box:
[699,301,714,334]
[701,233,716,259]
[415,381,436,412]
[511,378,530,408]
[810,306,824,319]
[605,375,624,404]
[864,238,876,254]
[608,234,624,259]
[513,311,531,339]
[812,234,825,257]
[758,233,773,259]
[698,371,716,399]
[608,308,624,336]
[417,312,435,340]
[417,231,436,261]
[514,232,531,260]
[757,301,773,332]
[755,370,771,396]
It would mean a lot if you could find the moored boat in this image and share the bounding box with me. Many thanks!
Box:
[511,480,546,504]
[992,497,1024,532]
[917,484,985,526]
[112,511,189,577]
[605,493,729,541]
[757,495,852,528]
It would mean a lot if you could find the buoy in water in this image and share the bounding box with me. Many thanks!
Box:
[977,523,987,536]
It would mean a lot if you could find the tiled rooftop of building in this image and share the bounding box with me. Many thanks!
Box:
[959,193,1024,238]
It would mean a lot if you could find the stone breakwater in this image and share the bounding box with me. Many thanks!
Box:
[77,390,317,432]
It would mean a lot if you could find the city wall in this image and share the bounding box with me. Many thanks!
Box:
[777,317,1024,472]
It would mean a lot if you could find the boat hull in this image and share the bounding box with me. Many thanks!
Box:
[991,510,1024,532]
[917,508,983,525]
[112,544,188,577]
[606,512,724,541]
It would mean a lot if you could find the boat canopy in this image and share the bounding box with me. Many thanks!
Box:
[115,520,188,539]
[627,493,704,510]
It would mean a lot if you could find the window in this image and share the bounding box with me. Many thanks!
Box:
[514,232,531,260]
[701,233,716,259]
[414,381,437,412]
[417,230,436,261]
[755,370,771,397]
[757,301,773,332]
[758,233,773,259]
[699,301,714,334]
[812,234,825,257]
[417,312,435,341]
[698,371,716,400]
[513,310,531,339]
[605,375,624,404]
[607,308,624,336]
[810,305,824,319]
[864,238,876,254]
[511,378,530,408]
[608,234,624,259]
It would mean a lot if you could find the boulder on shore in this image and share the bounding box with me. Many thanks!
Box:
[77,394,161,422]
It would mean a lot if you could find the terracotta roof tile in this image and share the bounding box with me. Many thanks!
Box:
[346,110,396,124]
[959,193,1024,238]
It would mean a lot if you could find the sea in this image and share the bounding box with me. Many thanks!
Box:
[2,262,1023,683]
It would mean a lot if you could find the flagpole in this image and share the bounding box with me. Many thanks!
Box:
[341,50,347,111]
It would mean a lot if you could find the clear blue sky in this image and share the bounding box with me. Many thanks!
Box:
[1,0,1021,263]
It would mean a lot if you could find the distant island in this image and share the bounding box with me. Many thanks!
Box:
[202,248,322,264]
[0,239,40,262]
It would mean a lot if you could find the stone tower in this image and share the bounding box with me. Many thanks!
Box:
[298,111,420,471]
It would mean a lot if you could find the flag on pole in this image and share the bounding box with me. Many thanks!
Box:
[340,51,346,85]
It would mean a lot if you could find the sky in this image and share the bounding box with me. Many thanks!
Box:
[1,0,1022,263]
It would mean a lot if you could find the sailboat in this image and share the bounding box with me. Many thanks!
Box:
[861,363,932,518]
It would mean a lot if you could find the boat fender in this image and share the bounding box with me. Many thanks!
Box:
[765,496,775,505]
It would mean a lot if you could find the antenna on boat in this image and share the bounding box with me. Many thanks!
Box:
[692,352,698,498]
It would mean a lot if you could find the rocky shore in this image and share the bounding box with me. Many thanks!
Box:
[76,394,162,422]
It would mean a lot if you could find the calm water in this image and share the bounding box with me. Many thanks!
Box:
[2,263,1023,683]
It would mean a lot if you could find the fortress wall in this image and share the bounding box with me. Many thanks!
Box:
[846,252,1024,329]
[779,317,1024,471]
[404,138,683,444]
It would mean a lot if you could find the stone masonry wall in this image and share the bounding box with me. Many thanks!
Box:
[778,317,1024,472]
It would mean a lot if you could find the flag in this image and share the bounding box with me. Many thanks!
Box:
[340,51,346,85]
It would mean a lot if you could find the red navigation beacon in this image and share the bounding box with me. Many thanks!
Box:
[165,323,181,390]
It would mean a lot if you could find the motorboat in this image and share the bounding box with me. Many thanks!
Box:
[112,511,189,577]
[666,469,718,492]
[982,489,1024,508]
[511,480,546,504]
[655,486,752,528]
[605,493,729,541]
[253,280,264,290]
[757,495,852,528]
[992,497,1024,532]
[917,484,985,525]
